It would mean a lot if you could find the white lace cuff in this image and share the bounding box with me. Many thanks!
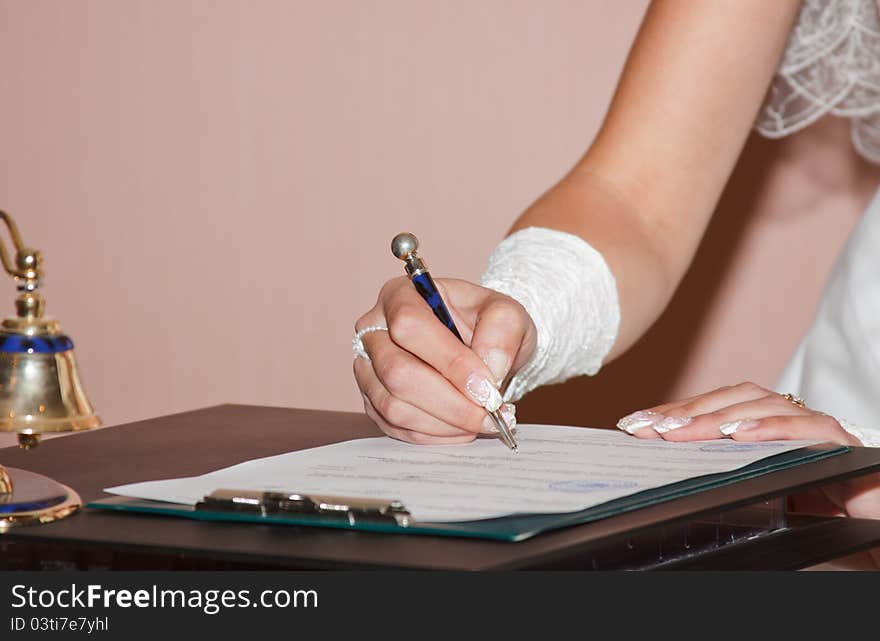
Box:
[835,416,880,447]
[756,0,880,164]
[480,227,621,402]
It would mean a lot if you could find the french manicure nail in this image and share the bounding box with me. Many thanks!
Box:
[483,349,511,388]
[719,419,758,436]
[652,416,692,434]
[466,374,503,412]
[482,403,515,435]
[500,403,516,430]
[616,410,662,434]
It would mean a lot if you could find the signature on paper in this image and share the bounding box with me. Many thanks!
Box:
[549,479,638,493]
[698,443,779,453]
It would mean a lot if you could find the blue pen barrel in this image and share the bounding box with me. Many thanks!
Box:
[411,272,464,342]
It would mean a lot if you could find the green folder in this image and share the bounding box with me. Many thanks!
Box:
[88,443,846,542]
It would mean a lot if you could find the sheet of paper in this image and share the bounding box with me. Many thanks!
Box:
[105,425,819,523]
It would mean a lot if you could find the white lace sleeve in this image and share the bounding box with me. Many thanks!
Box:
[756,0,880,164]
[480,227,620,402]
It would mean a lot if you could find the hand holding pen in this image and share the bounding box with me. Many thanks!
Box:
[391,233,518,450]
[352,234,537,448]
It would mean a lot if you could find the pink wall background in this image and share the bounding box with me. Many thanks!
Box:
[0,1,878,446]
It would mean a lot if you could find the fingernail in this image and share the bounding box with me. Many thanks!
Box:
[616,410,662,434]
[466,373,503,412]
[482,403,516,434]
[483,349,511,388]
[719,419,758,436]
[501,403,516,429]
[652,416,692,434]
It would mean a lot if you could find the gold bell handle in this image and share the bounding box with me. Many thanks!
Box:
[0,211,26,272]
[0,210,37,278]
[0,210,44,320]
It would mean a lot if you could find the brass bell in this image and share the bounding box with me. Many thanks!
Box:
[0,210,99,531]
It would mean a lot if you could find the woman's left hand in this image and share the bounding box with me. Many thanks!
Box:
[616,382,880,523]
[617,381,860,446]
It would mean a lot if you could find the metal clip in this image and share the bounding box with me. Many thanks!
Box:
[196,489,412,527]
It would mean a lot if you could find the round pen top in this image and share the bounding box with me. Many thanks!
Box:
[391,233,419,260]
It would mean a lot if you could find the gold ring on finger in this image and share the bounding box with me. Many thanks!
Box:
[782,393,807,409]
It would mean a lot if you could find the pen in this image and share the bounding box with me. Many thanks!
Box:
[391,232,518,452]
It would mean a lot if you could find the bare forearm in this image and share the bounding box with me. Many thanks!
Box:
[512,169,668,358]
[511,0,802,358]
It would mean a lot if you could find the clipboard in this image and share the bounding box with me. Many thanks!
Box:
[88,442,848,542]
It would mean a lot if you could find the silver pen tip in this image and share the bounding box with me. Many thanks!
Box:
[488,409,518,452]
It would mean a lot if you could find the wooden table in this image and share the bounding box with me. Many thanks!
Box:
[3,404,880,570]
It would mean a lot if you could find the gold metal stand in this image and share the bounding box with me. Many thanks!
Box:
[0,468,82,533]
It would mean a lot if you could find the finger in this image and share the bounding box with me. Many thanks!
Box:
[651,382,771,417]
[629,424,663,439]
[354,357,479,437]
[359,330,491,434]
[362,395,476,445]
[728,414,860,446]
[469,297,534,389]
[615,409,664,437]
[383,283,503,414]
[658,394,811,442]
[616,382,772,437]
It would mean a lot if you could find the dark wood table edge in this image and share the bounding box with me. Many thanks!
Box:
[488,446,880,570]
[4,406,880,570]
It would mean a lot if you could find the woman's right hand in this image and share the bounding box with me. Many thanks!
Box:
[353,276,536,444]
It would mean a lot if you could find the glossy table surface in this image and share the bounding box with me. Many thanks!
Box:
[3,404,880,570]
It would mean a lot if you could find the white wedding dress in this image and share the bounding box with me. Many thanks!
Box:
[763,0,880,445]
